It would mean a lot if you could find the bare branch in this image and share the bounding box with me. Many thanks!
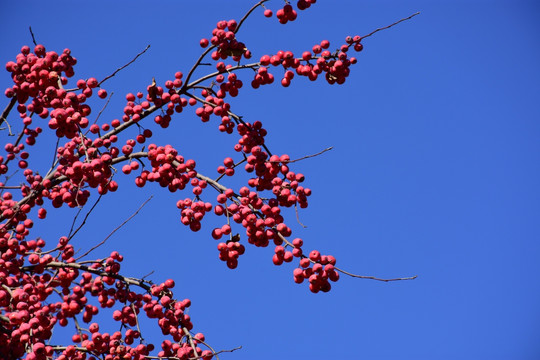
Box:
[21,261,153,290]
[183,327,199,359]
[188,346,242,360]
[75,196,153,260]
[294,203,307,228]
[98,45,151,86]
[269,146,333,164]
[235,0,268,34]
[362,12,420,40]
[91,90,113,128]
[0,97,16,128]
[28,26,38,46]
[68,193,104,241]
[336,268,418,282]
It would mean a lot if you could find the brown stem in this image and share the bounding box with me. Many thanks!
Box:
[75,196,152,260]
[335,268,418,282]
[98,45,151,86]
[28,26,38,46]
[0,97,16,128]
[361,12,420,40]
[268,146,333,164]
[235,0,268,34]
[21,261,153,291]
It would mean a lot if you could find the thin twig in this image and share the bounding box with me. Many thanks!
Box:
[141,270,154,281]
[235,0,268,34]
[3,118,13,136]
[91,91,113,128]
[74,196,152,260]
[46,137,60,178]
[294,203,307,228]
[68,193,104,241]
[0,98,16,129]
[183,327,199,359]
[131,302,145,343]
[68,207,84,237]
[188,346,243,360]
[269,146,333,164]
[214,158,246,183]
[28,26,38,46]
[98,45,151,86]
[362,12,420,40]
[335,268,418,282]
[191,337,221,360]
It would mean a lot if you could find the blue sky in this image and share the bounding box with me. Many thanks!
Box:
[1,1,539,359]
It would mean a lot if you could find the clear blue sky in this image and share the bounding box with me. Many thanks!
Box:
[1,1,539,359]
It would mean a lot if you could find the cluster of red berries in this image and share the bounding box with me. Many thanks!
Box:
[2,140,32,173]
[293,251,339,293]
[263,0,317,23]
[193,89,237,134]
[133,144,196,192]
[5,45,74,114]
[4,45,103,139]
[200,19,251,62]
[215,68,243,99]
[253,36,364,88]
[215,240,244,269]
[177,197,213,232]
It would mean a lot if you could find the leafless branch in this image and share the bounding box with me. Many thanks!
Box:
[235,0,268,34]
[98,45,151,86]
[294,203,307,228]
[0,97,16,128]
[75,196,152,261]
[45,137,60,177]
[28,26,38,46]
[188,345,242,360]
[141,270,155,280]
[335,268,418,282]
[269,146,333,164]
[22,261,153,290]
[362,12,420,40]
[92,91,113,127]
[183,327,199,359]
[68,193,104,241]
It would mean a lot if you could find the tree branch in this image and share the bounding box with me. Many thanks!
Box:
[361,12,420,40]
[98,45,151,86]
[0,97,16,128]
[75,196,152,261]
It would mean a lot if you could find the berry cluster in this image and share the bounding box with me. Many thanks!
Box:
[200,19,251,62]
[254,36,364,88]
[134,143,196,191]
[264,0,317,23]
[4,45,97,139]
[293,251,340,293]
